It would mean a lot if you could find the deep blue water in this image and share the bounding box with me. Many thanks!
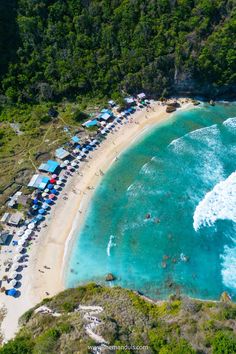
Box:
[66,102,236,300]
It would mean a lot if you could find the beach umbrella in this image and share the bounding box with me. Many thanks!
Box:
[25,229,32,235]
[42,192,47,198]
[67,166,72,171]
[82,148,87,152]
[10,272,18,279]
[52,174,58,179]
[38,208,46,214]
[17,246,24,253]
[14,255,22,262]
[42,204,48,210]
[49,178,56,184]
[51,189,58,194]
[21,234,29,242]
[53,185,59,190]
[28,223,36,230]
[7,288,17,297]
[45,199,52,205]
[44,188,49,193]
[48,194,55,200]
[64,160,70,165]
[73,149,79,154]
[36,214,44,221]
[18,239,26,246]
[11,264,19,272]
[42,202,49,209]
[47,184,53,190]
[56,180,62,185]
[17,229,24,237]
[33,198,39,205]
[32,205,38,210]
[60,163,66,168]
[9,280,17,287]
[28,222,35,229]
[71,161,77,167]
[76,156,82,161]
[18,240,25,246]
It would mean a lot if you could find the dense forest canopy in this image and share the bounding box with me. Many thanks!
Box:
[0,0,235,103]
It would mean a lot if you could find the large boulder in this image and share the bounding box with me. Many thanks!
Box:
[166,105,176,113]
[105,273,116,281]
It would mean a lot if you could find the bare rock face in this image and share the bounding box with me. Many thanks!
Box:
[220,291,232,303]
[105,273,116,281]
[166,105,176,113]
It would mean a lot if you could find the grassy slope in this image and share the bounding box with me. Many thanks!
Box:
[1,284,236,353]
[0,96,107,210]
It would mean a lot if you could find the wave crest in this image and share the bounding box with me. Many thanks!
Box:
[221,243,236,290]
[193,171,236,231]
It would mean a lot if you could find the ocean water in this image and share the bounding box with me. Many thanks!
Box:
[66,102,236,300]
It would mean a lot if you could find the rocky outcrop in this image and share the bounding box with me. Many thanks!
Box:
[105,273,116,281]
[166,105,176,113]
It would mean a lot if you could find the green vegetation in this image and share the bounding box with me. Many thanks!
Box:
[0,0,235,103]
[1,284,236,353]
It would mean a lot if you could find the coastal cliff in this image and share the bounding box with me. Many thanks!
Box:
[1,284,236,353]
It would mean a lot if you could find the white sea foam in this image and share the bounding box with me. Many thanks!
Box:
[139,160,158,179]
[106,235,116,257]
[193,171,236,231]
[168,124,219,154]
[221,243,236,290]
[223,117,236,131]
[126,181,146,198]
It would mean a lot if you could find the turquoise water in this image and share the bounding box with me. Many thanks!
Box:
[66,102,236,300]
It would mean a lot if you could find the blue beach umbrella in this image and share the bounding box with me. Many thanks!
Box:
[38,208,46,215]
[32,205,38,210]
[36,215,44,221]
[7,288,17,297]
[33,198,38,204]
[51,189,58,195]
[45,199,52,205]
[47,184,53,190]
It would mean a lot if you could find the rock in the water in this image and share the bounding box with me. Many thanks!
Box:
[192,100,200,105]
[209,99,215,106]
[166,105,176,113]
[105,273,116,281]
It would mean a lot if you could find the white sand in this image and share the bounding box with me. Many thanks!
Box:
[0,99,193,341]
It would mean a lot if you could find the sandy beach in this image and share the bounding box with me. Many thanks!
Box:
[0,99,192,341]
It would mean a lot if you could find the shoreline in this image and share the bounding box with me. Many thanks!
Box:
[62,101,193,286]
[0,99,193,341]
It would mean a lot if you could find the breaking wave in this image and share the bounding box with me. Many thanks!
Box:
[223,117,236,132]
[193,172,236,231]
[221,243,236,290]
[106,235,116,257]
[168,124,219,154]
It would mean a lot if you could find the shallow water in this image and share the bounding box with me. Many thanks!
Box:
[66,102,236,300]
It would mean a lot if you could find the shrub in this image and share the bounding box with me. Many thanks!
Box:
[211,331,236,354]
[62,302,75,313]
[0,336,34,354]
[19,309,34,325]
